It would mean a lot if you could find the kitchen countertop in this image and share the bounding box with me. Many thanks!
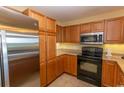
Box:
[56,49,81,56]
[57,49,124,73]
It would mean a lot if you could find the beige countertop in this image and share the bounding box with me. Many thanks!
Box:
[56,49,81,56]
[57,49,124,73]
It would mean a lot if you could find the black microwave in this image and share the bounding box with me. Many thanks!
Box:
[80,32,103,44]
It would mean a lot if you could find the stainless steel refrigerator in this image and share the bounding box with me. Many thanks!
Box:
[0,7,39,87]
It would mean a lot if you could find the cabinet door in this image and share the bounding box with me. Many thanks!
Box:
[46,17,56,33]
[117,66,124,85]
[47,58,57,84]
[81,23,91,33]
[102,60,118,86]
[56,25,63,42]
[104,17,123,43]
[70,25,80,43]
[56,56,64,77]
[47,33,56,60]
[40,62,47,86]
[63,55,70,73]
[91,20,104,32]
[70,55,77,76]
[39,32,46,62]
[23,9,46,31]
[63,26,71,43]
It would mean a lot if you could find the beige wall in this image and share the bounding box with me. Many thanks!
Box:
[57,43,124,55]
[60,9,124,26]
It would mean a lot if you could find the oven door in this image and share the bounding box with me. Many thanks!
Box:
[77,56,102,80]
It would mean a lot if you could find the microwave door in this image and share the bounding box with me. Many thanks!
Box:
[81,35,97,42]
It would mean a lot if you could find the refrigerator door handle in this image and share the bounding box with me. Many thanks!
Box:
[0,30,9,87]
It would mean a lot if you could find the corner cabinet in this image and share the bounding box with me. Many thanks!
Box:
[63,55,77,76]
[104,17,124,43]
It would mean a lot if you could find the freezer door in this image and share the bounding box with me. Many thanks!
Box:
[0,30,9,87]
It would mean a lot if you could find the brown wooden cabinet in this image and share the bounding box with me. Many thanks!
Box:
[56,55,64,77]
[56,25,63,43]
[62,25,80,43]
[70,25,80,43]
[102,60,118,87]
[63,55,77,76]
[104,17,124,43]
[63,26,71,43]
[40,62,47,86]
[46,17,56,33]
[47,33,56,60]
[39,31,46,62]
[117,66,124,85]
[23,9,46,31]
[47,58,57,84]
[81,23,91,33]
[63,55,71,73]
[91,20,104,32]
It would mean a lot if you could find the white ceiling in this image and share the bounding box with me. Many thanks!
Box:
[9,6,124,22]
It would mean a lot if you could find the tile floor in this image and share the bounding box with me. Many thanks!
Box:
[48,74,96,87]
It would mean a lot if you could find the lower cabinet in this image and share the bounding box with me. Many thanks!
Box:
[56,56,64,77]
[102,60,118,87]
[47,58,57,84]
[117,66,124,85]
[40,62,47,87]
[63,55,77,76]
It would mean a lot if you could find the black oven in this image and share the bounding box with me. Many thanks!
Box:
[77,47,103,86]
[80,32,103,44]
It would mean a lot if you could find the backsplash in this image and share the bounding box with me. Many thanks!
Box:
[57,43,124,55]
[56,43,82,50]
[104,44,124,55]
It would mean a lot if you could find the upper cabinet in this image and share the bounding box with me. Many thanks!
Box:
[46,17,56,33]
[56,25,63,43]
[80,23,91,33]
[104,17,124,43]
[91,20,104,32]
[23,9,46,31]
[70,25,80,43]
[63,26,71,43]
[62,25,80,43]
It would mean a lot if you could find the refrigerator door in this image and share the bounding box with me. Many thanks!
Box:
[0,30,10,87]
[6,30,40,87]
